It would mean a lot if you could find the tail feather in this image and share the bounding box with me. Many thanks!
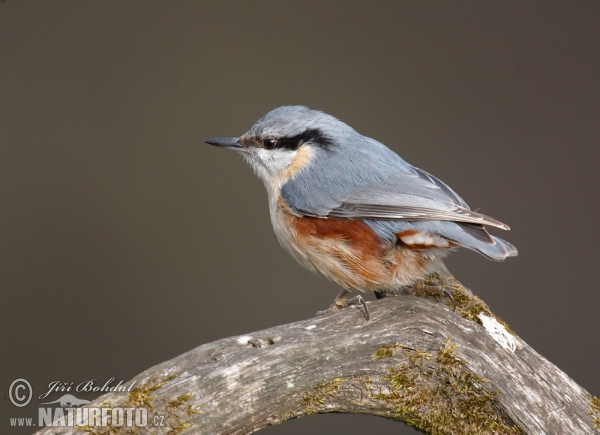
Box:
[448,222,517,261]
[487,235,518,261]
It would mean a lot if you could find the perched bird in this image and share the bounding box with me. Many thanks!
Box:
[206,106,517,320]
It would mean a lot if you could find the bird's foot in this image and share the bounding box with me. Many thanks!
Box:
[406,283,456,311]
[316,290,370,321]
[374,279,456,311]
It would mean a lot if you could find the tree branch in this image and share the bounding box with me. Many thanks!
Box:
[36,274,599,434]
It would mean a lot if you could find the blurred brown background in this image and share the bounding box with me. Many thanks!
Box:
[1,2,599,434]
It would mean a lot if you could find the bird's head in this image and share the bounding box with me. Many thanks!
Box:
[206,106,354,191]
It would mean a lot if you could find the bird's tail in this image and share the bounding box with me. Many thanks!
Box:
[447,222,518,261]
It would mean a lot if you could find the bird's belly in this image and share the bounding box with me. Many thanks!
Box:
[271,200,444,291]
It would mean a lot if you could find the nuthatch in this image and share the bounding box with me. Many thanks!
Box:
[206,106,517,320]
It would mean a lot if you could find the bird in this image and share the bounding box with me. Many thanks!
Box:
[206,106,517,320]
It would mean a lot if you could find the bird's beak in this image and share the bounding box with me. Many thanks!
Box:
[205,137,245,151]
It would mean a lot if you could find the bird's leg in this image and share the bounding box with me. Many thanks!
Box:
[316,289,370,321]
[334,289,350,306]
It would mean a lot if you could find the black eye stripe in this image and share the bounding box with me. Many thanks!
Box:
[261,128,334,151]
[296,129,334,148]
[277,137,302,150]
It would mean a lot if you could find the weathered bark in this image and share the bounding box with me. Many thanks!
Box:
[36,275,599,434]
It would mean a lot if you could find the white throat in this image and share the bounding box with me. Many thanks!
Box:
[242,148,299,194]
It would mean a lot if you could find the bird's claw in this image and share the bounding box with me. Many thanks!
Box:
[317,294,370,321]
[442,288,456,311]
[411,284,456,311]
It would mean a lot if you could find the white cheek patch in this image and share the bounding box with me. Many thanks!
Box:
[255,148,298,175]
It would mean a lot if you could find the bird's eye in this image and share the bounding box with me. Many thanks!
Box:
[263,139,277,150]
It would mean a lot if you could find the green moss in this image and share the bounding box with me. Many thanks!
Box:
[124,374,178,411]
[75,374,201,435]
[421,272,516,336]
[281,337,523,433]
[436,335,461,365]
[278,409,298,422]
[373,343,403,360]
[590,393,600,429]
[301,378,347,415]
[372,337,522,434]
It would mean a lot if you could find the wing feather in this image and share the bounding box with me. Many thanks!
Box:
[326,202,509,230]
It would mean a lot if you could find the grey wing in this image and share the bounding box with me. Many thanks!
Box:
[281,139,510,230]
[326,166,509,230]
